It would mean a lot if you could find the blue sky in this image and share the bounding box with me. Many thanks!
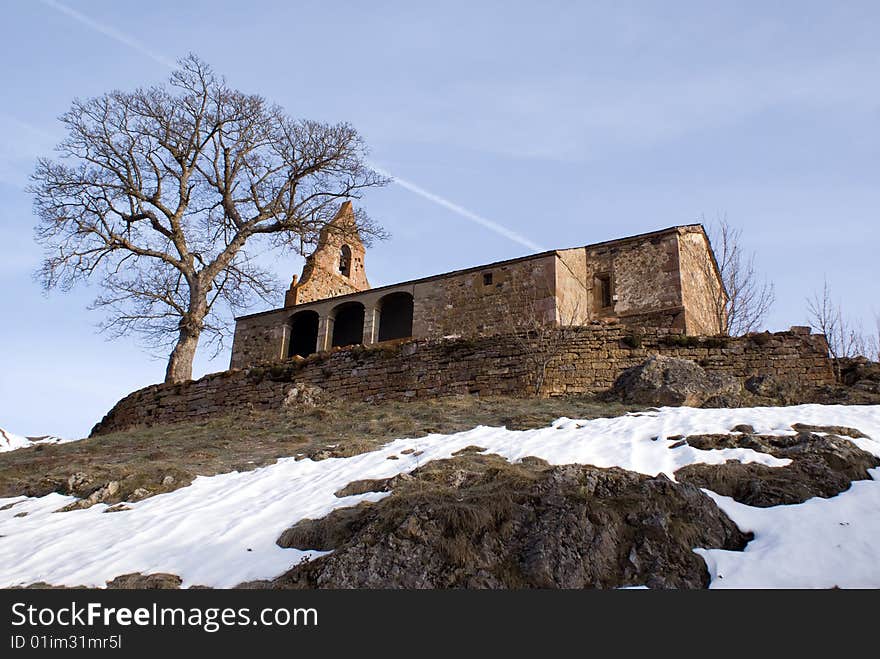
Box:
[1,0,878,438]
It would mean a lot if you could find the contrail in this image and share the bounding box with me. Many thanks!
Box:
[371,164,546,252]
[40,0,176,70]
[38,2,542,252]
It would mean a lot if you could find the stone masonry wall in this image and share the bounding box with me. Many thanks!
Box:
[230,254,560,368]
[554,234,685,329]
[411,254,558,339]
[585,232,683,320]
[677,229,724,336]
[92,325,834,435]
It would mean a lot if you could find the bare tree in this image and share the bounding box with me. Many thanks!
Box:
[852,320,880,363]
[29,55,388,383]
[808,280,880,378]
[702,214,775,336]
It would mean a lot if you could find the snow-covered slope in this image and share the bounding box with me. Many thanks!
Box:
[0,427,70,452]
[0,404,879,588]
[0,428,31,452]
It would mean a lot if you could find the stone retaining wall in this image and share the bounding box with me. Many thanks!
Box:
[91,325,833,435]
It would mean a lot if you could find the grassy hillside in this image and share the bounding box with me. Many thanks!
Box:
[0,395,633,507]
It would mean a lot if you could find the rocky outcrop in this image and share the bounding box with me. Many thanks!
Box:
[805,358,880,405]
[252,453,751,589]
[674,427,880,506]
[19,573,185,590]
[44,469,191,511]
[105,573,183,589]
[837,357,880,390]
[609,355,742,407]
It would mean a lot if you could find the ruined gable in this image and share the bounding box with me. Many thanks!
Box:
[284,201,370,306]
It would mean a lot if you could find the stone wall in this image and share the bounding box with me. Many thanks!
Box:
[93,325,834,435]
[554,236,684,329]
[230,254,560,368]
[585,232,683,320]
[230,225,727,370]
[411,254,557,339]
[677,229,724,335]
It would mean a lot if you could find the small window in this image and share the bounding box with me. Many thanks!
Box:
[597,274,612,308]
[482,272,493,286]
[339,245,352,277]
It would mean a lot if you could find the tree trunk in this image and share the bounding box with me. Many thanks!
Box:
[164,278,209,384]
[165,327,201,384]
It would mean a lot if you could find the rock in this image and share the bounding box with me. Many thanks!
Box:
[452,445,487,455]
[86,490,105,504]
[743,375,799,403]
[853,380,880,394]
[790,423,868,439]
[334,478,393,498]
[262,453,749,589]
[56,480,119,512]
[836,357,880,387]
[610,355,742,408]
[282,383,325,409]
[277,506,373,553]
[66,472,90,493]
[675,430,880,507]
[130,488,152,501]
[161,475,175,487]
[105,573,182,589]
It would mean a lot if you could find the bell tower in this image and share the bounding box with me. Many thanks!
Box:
[284,201,370,306]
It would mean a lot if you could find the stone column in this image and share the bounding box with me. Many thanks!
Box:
[363,305,379,345]
[317,315,333,351]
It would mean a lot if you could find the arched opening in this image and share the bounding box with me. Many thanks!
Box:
[377,292,414,342]
[339,244,352,277]
[288,310,320,358]
[331,301,365,348]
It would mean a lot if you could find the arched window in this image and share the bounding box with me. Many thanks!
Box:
[288,310,320,358]
[331,301,365,348]
[377,292,414,342]
[339,244,352,277]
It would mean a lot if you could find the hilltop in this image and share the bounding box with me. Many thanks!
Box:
[1,394,879,589]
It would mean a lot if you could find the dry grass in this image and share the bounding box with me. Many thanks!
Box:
[277,451,551,569]
[0,395,632,506]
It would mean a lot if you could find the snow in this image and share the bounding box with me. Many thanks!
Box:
[696,472,880,588]
[0,404,879,588]
[0,428,32,452]
[0,427,72,452]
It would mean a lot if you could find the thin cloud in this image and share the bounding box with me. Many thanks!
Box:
[39,2,542,253]
[40,0,175,69]
[371,164,546,252]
